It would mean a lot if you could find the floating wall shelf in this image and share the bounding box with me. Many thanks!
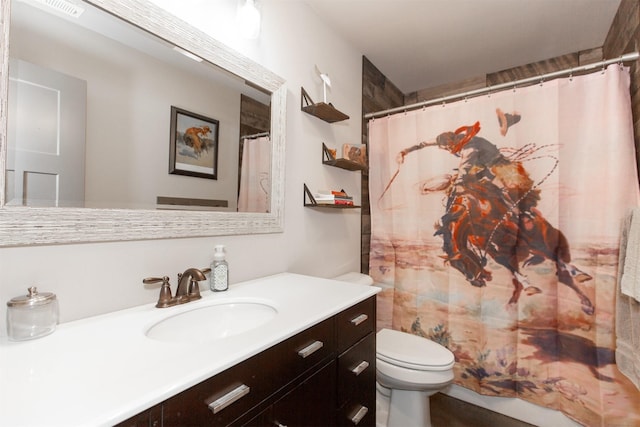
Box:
[303,184,360,209]
[321,143,367,171]
[300,87,349,123]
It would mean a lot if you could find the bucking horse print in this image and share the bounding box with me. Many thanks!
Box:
[368,65,640,426]
[388,111,594,315]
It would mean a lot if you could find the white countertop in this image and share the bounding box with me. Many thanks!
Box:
[0,273,379,427]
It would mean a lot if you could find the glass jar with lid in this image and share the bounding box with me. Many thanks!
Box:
[6,286,59,341]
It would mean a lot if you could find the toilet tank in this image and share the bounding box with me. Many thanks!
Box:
[334,272,374,286]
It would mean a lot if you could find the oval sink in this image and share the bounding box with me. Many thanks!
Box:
[146,302,277,343]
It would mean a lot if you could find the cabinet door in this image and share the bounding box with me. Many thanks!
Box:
[258,360,337,427]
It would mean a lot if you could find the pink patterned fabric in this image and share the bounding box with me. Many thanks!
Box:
[368,65,640,426]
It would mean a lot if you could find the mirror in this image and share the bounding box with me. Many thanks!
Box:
[0,0,286,246]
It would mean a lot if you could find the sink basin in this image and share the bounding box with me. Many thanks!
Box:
[145,301,277,343]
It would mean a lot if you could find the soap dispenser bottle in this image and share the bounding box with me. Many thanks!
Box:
[210,245,229,292]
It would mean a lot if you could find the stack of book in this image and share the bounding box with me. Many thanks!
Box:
[312,190,354,206]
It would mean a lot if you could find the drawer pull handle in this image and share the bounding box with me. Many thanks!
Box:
[351,360,370,376]
[208,384,250,414]
[298,340,324,358]
[350,405,368,425]
[350,314,368,326]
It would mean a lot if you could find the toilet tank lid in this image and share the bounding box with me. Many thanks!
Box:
[333,272,374,286]
[377,328,454,370]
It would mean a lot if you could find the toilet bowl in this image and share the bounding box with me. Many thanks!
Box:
[334,273,455,427]
[376,328,454,427]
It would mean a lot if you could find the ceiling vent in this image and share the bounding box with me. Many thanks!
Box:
[19,0,85,18]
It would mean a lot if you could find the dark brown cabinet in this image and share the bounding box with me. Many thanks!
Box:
[116,296,376,427]
[336,298,377,427]
[248,359,337,426]
[115,404,162,427]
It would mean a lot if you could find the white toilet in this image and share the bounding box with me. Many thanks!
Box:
[334,273,455,427]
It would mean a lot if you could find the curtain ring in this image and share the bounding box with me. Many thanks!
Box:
[487,86,492,98]
[601,64,606,74]
[539,76,544,87]
[569,68,573,82]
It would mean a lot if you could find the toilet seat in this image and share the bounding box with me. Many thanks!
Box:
[377,357,454,390]
[377,328,454,371]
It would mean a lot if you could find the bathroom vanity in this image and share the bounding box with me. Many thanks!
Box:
[119,296,376,426]
[0,273,379,426]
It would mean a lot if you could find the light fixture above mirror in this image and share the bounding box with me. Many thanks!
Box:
[0,0,287,246]
[237,0,261,39]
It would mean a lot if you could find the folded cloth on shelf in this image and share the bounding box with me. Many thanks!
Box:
[616,209,640,390]
[621,207,640,302]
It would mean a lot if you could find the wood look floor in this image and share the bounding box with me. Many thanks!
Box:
[430,393,536,427]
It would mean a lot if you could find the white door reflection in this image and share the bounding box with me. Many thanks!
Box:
[7,59,86,207]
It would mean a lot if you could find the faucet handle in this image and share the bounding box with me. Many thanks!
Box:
[142,276,169,284]
[143,276,176,308]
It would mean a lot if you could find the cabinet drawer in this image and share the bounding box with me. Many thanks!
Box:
[337,399,376,427]
[163,346,275,427]
[336,296,376,353]
[271,316,336,392]
[337,333,376,408]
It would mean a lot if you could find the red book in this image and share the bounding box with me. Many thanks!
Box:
[334,199,354,205]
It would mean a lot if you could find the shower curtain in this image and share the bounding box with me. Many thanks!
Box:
[368,64,640,426]
[238,135,271,212]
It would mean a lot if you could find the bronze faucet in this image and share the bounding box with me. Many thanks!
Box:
[143,268,210,308]
[175,268,210,300]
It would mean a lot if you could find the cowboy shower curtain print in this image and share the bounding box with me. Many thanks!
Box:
[368,64,640,426]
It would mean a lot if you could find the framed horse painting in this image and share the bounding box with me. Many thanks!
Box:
[169,106,219,179]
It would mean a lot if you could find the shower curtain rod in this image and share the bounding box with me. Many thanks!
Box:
[365,52,640,120]
[240,131,270,139]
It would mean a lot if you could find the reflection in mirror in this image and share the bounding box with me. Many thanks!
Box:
[8,0,271,211]
[0,0,287,246]
[238,94,271,213]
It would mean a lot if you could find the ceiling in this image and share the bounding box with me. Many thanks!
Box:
[303,0,622,94]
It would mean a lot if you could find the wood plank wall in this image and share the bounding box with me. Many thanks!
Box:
[240,94,270,138]
[361,57,404,272]
[360,0,639,274]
